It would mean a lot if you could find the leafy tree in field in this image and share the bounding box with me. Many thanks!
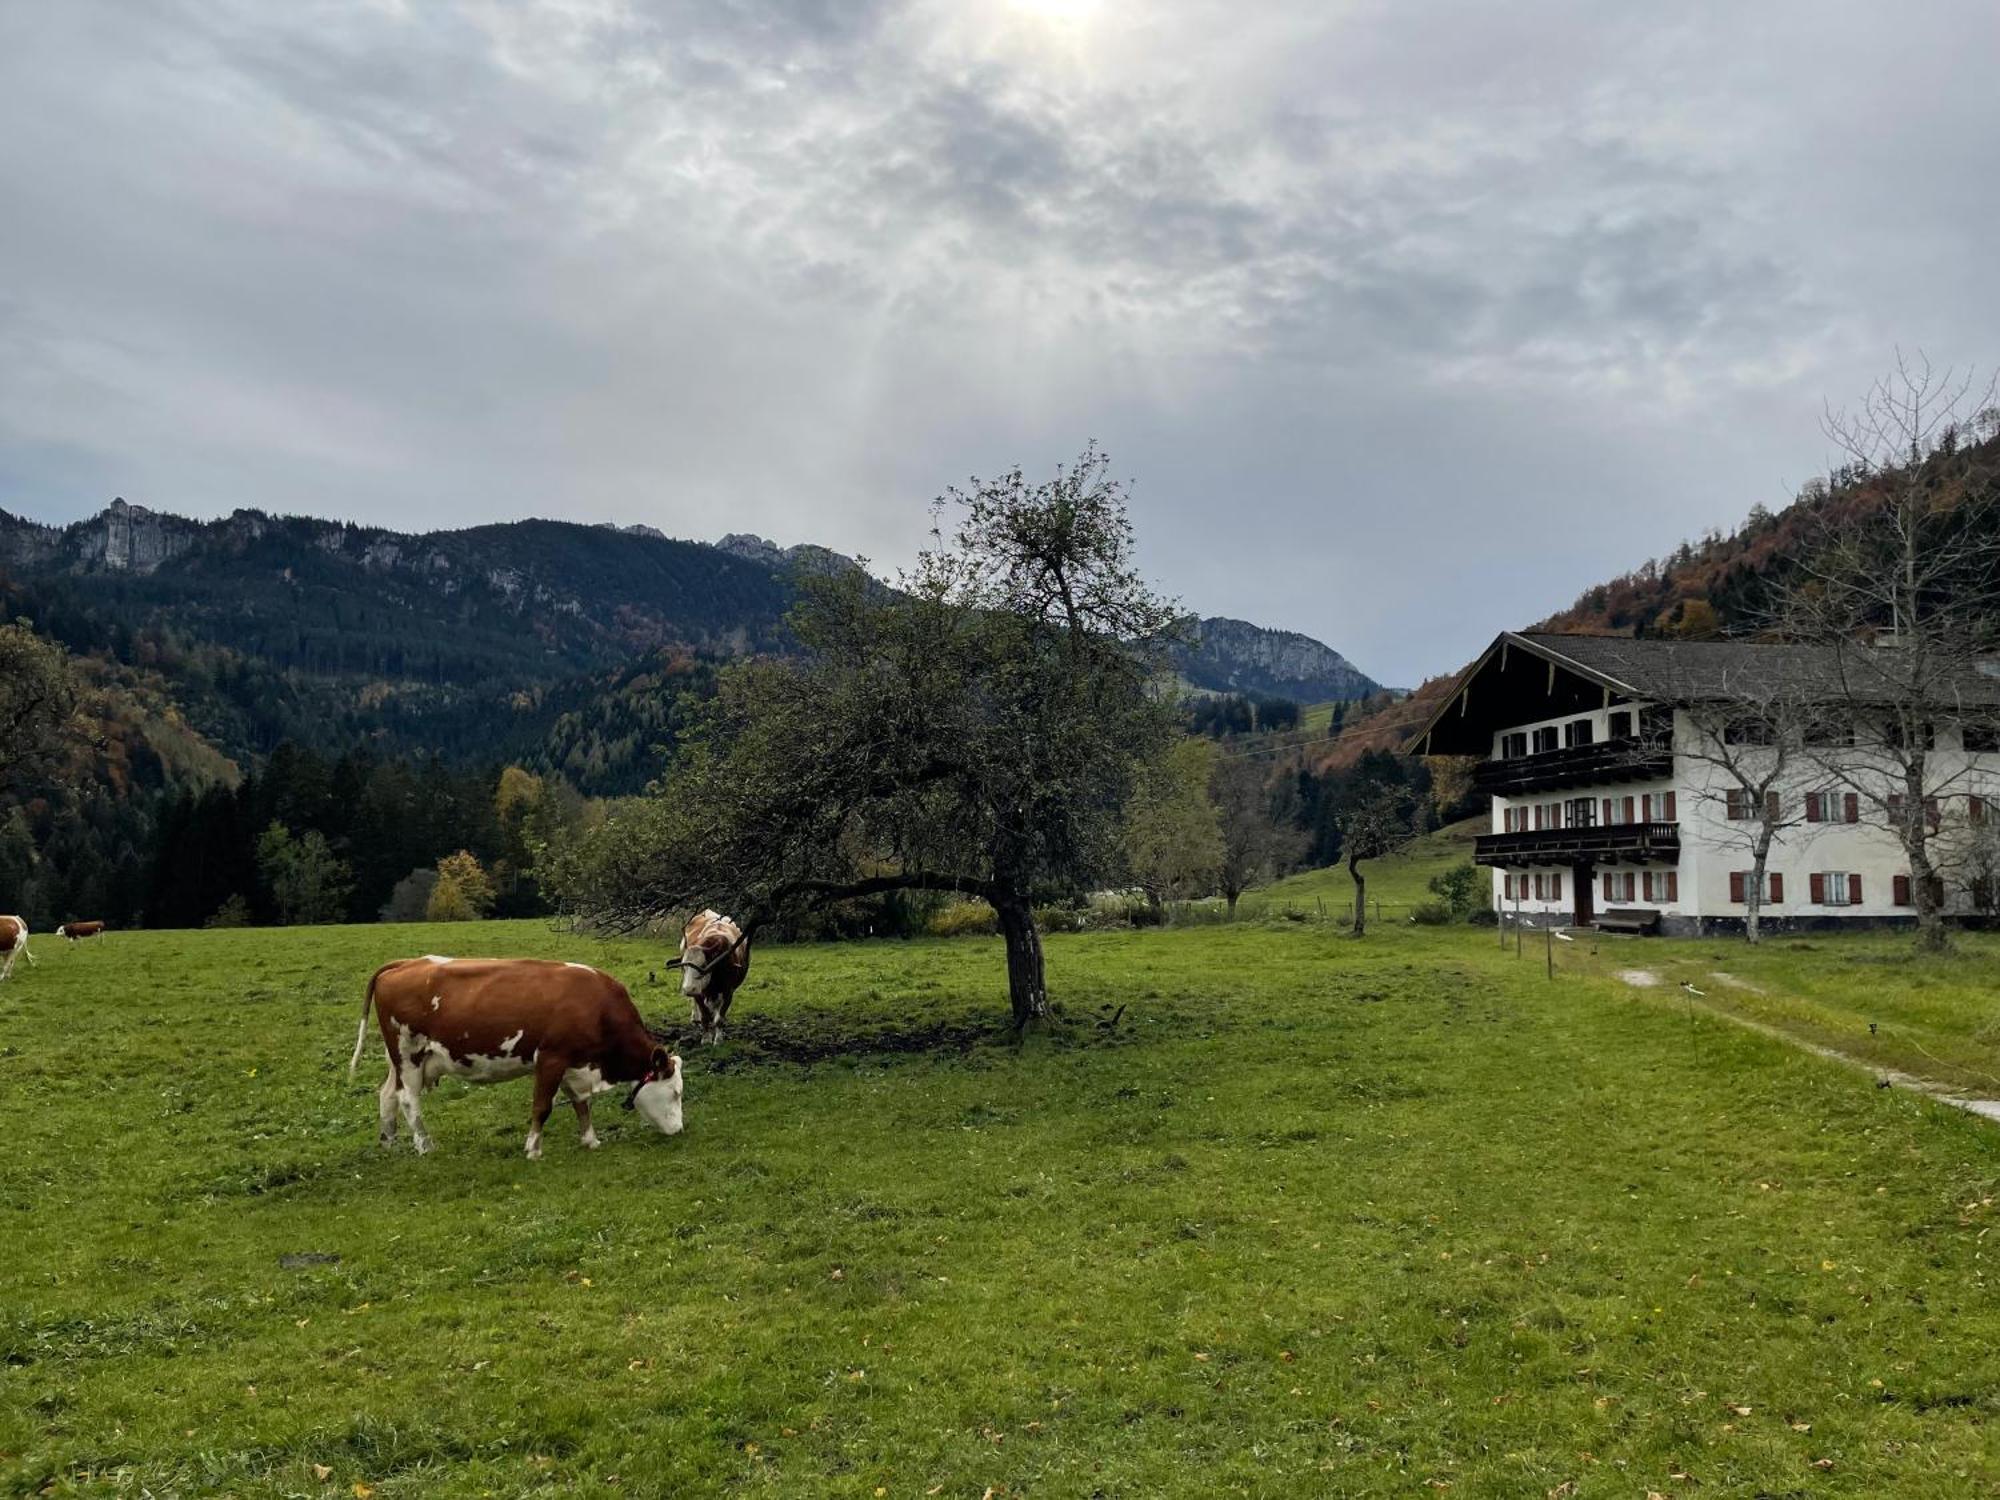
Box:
[0,620,79,795]
[255,822,353,925]
[1212,754,1306,917]
[206,893,252,928]
[1123,737,1224,910]
[427,850,496,922]
[548,446,1185,1025]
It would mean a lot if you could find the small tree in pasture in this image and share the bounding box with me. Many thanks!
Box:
[1212,753,1307,917]
[1339,784,1415,936]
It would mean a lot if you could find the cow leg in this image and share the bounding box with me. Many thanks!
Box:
[526,1055,564,1160]
[567,1086,599,1150]
[0,951,11,982]
[396,1057,434,1155]
[377,1068,401,1148]
[19,942,33,968]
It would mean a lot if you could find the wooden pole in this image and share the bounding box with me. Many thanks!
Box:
[1546,926,1554,979]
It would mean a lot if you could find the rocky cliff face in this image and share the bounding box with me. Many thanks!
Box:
[1175,616,1381,703]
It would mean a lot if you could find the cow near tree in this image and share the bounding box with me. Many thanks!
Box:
[546,447,1185,1026]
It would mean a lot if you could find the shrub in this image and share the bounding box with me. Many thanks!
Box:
[1427,862,1487,918]
[1409,901,1453,925]
[928,900,998,938]
[1466,908,1500,927]
[1129,903,1168,928]
[205,893,252,929]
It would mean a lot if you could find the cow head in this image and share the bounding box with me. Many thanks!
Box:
[630,1048,684,1135]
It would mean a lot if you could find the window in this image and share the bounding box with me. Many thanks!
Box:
[1640,791,1679,823]
[1500,731,1529,759]
[1972,796,1990,828]
[1727,789,1777,822]
[1803,714,1854,748]
[1966,723,2000,754]
[1601,871,1637,903]
[1565,718,1595,749]
[1642,870,1679,903]
[1723,717,1775,746]
[1805,791,1859,824]
[1885,719,1936,751]
[1607,710,1633,740]
[1731,871,1783,904]
[1811,872,1862,907]
[1566,798,1596,828]
[1532,726,1560,755]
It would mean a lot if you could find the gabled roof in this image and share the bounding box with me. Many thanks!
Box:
[1408,631,2000,756]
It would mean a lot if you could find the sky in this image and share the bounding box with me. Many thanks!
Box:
[3,1,1997,688]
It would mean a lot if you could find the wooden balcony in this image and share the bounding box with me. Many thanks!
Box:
[1474,821,1680,869]
[1473,735,1672,796]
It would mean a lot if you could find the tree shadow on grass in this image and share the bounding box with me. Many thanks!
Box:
[645,1000,1140,1070]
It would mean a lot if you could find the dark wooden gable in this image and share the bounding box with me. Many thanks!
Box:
[1414,636,1630,756]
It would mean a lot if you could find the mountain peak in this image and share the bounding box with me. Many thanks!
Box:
[1175,616,1381,703]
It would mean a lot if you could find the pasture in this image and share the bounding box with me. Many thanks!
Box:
[5,884,2000,1495]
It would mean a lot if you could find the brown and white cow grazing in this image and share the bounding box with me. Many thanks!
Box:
[56,921,105,941]
[349,956,684,1158]
[0,916,35,981]
[678,910,750,1044]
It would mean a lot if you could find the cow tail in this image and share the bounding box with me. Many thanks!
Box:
[350,965,390,1078]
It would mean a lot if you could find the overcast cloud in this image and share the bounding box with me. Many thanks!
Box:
[3,0,1997,685]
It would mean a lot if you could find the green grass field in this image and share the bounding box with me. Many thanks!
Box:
[6,867,2000,1496]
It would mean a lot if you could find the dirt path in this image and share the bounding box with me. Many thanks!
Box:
[1612,966,2000,1126]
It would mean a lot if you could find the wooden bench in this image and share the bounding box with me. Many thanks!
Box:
[1596,909,1662,936]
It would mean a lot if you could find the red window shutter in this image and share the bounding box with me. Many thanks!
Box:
[1534,804,1544,830]
[1729,871,1745,903]
[1849,873,1863,905]
[1810,872,1826,904]
[1664,791,1678,821]
[1601,797,1614,825]
[1845,792,1859,824]
[1763,791,1777,822]
[1666,871,1679,902]
[1973,796,1988,827]
[1642,794,1651,822]
[1806,793,1822,822]
[1893,874,1911,906]
[1643,872,1654,902]
[1768,872,1782,903]
[1551,873,1563,902]
[1726,788,1741,820]
[1623,796,1636,824]
[1603,872,1615,901]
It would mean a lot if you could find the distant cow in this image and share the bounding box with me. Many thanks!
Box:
[678,910,750,1044]
[56,921,105,941]
[349,956,684,1158]
[0,916,35,981]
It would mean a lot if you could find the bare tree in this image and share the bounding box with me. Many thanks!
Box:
[1780,354,2000,951]
[1667,695,1819,944]
[1211,754,1307,918]
[1338,783,1415,936]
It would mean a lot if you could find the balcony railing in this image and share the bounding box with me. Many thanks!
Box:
[1473,735,1672,796]
[1473,821,1680,868]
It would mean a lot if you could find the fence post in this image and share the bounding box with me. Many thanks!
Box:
[1546,926,1554,979]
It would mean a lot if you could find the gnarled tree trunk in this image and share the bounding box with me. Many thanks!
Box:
[1350,856,1367,936]
[995,894,1049,1026]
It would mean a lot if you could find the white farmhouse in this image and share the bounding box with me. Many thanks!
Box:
[1410,632,2000,935]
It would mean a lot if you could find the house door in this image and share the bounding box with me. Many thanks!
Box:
[1572,864,1594,928]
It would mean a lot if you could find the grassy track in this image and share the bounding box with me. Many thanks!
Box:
[5,890,2000,1495]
